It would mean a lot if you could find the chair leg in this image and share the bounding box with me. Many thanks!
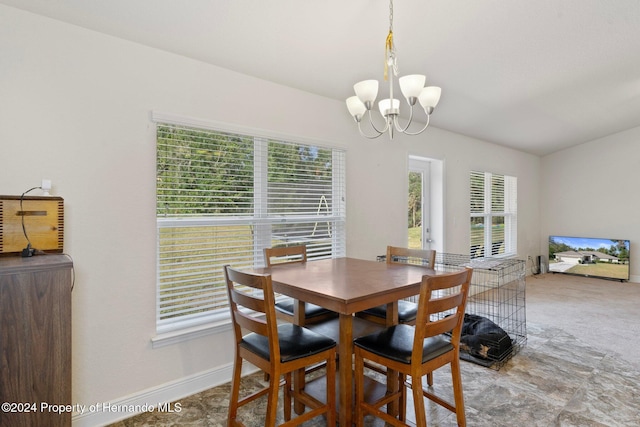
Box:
[325,353,337,427]
[412,374,427,427]
[426,371,434,386]
[451,358,466,427]
[354,350,365,427]
[265,369,280,427]
[283,372,292,421]
[227,354,243,426]
[399,372,407,422]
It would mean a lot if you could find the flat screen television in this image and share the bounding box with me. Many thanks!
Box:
[548,235,630,281]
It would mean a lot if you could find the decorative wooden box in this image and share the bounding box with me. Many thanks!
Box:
[0,195,64,255]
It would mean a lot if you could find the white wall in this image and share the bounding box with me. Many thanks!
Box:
[0,5,540,425]
[541,127,640,282]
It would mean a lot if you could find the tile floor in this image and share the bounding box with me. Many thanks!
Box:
[109,322,640,426]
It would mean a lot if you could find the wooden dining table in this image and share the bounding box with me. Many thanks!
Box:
[253,256,437,426]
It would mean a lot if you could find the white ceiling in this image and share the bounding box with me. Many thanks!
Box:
[4,0,640,156]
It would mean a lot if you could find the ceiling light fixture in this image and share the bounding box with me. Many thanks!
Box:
[346,0,441,139]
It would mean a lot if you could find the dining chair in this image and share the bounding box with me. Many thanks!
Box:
[358,246,437,326]
[353,267,473,427]
[264,245,337,325]
[224,265,337,427]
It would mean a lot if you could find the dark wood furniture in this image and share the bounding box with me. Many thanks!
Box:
[253,257,436,427]
[354,267,473,427]
[0,255,73,427]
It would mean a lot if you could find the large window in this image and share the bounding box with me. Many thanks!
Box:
[470,171,517,259]
[155,121,346,334]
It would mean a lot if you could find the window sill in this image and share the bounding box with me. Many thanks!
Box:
[151,319,232,348]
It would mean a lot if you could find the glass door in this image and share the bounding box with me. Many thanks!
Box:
[408,157,431,249]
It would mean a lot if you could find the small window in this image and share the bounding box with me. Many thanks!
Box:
[470,171,517,259]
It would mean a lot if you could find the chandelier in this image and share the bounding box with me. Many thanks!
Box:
[346,0,441,139]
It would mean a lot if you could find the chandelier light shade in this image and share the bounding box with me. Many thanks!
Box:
[346,0,441,139]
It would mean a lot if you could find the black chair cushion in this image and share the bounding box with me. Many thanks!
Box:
[354,324,453,365]
[240,323,336,363]
[275,297,336,319]
[361,300,418,323]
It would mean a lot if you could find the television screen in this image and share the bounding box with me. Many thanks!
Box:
[548,235,630,281]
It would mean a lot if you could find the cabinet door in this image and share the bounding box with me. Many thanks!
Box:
[0,258,72,427]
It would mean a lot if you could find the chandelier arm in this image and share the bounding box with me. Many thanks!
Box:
[400,113,431,136]
[353,110,385,139]
[357,120,384,139]
[393,104,416,133]
[366,109,391,135]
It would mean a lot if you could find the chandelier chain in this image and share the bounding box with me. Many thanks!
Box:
[385,0,397,79]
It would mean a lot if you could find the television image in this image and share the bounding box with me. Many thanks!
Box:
[548,235,630,281]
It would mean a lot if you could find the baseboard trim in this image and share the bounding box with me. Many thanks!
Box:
[72,363,258,426]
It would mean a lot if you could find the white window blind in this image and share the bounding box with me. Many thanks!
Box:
[156,123,346,333]
[470,171,517,259]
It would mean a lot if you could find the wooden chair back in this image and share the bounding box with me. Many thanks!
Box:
[224,266,280,365]
[386,246,436,268]
[414,267,473,356]
[264,244,337,328]
[353,267,474,426]
[223,265,337,426]
[264,245,307,267]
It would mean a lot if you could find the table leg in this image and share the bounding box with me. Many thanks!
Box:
[338,313,353,427]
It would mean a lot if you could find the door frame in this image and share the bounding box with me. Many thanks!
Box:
[408,155,443,253]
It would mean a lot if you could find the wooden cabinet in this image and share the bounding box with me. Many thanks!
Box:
[0,255,72,427]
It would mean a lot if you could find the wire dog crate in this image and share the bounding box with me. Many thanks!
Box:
[444,255,527,369]
[378,252,527,369]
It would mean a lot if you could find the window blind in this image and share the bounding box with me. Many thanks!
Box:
[470,171,517,259]
[156,123,346,333]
